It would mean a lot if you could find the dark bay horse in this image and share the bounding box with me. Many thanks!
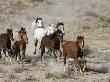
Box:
[46,22,65,57]
[40,30,64,61]
[59,36,85,73]
[0,29,13,61]
[11,28,28,61]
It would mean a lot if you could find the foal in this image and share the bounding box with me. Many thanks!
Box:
[59,36,85,73]
[11,28,28,61]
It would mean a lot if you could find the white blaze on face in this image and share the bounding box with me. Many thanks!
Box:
[79,40,84,50]
[81,40,84,50]
[46,24,55,35]
[36,20,43,28]
[58,25,65,34]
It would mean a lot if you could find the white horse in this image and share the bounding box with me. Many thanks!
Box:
[32,18,55,54]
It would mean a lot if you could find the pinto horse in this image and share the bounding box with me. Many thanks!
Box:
[59,36,85,73]
[11,28,28,61]
[46,22,65,57]
[32,18,55,54]
[40,30,64,61]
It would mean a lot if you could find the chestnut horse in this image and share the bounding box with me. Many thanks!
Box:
[59,36,85,73]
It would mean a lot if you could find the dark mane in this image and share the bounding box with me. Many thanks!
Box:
[56,22,64,28]
[47,29,63,39]
[35,17,42,23]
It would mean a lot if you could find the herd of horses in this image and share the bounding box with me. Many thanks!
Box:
[0,17,86,74]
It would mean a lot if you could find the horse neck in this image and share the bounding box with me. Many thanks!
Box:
[1,33,10,40]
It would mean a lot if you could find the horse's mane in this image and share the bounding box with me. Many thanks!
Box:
[56,22,64,28]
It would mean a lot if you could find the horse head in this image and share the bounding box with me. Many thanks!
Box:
[19,27,28,44]
[46,24,55,35]
[77,36,84,50]
[56,22,65,35]
[7,28,13,40]
[35,17,43,28]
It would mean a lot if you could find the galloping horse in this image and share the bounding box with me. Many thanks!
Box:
[32,18,55,54]
[46,22,65,57]
[0,29,13,61]
[58,36,85,73]
[40,29,64,61]
[11,28,28,61]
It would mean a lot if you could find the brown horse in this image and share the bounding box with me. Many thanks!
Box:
[59,36,85,73]
[40,30,64,61]
[0,29,13,61]
[11,28,28,61]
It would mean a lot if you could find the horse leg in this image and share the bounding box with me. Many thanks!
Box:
[82,57,86,72]
[34,39,38,54]
[3,48,8,62]
[0,48,2,58]
[53,49,57,62]
[57,49,62,60]
[19,50,21,60]
[8,49,12,62]
[21,49,25,60]
[74,58,82,74]
[48,49,52,57]
[41,45,45,61]
[63,52,67,72]
[59,49,62,57]
[46,49,51,54]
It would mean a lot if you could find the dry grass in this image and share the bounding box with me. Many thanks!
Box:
[13,65,25,73]
[0,0,110,82]
[45,72,66,79]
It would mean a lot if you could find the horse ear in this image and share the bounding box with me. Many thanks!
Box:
[49,24,51,27]
[35,18,39,23]
[21,27,24,30]
[77,36,80,40]
[11,28,13,30]
[51,24,54,27]
[82,36,84,39]
[7,29,9,32]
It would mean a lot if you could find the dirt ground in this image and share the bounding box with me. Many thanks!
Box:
[0,0,110,82]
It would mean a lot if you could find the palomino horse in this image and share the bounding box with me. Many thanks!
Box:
[32,18,55,54]
[40,29,64,61]
[0,29,13,61]
[11,28,28,61]
[59,36,85,73]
